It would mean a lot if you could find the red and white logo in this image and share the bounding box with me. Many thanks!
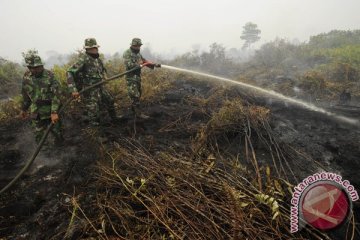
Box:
[300,182,350,230]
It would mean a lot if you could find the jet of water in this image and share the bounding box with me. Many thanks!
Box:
[161,65,359,126]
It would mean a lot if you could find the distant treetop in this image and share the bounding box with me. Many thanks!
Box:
[309,30,360,49]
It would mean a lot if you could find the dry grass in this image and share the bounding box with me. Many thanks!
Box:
[61,94,342,240]
[209,99,270,129]
[105,67,175,110]
[64,138,331,240]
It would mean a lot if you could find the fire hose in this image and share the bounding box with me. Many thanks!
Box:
[0,64,160,194]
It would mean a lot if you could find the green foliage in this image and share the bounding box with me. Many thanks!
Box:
[317,44,360,65]
[255,193,280,220]
[308,30,360,49]
[310,44,360,66]
[0,58,24,97]
[52,64,68,87]
[310,45,360,82]
[253,38,302,68]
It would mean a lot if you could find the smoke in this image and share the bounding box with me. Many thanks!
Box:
[14,124,63,175]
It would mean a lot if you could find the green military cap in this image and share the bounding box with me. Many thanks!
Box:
[25,55,43,67]
[84,38,100,49]
[23,49,38,66]
[24,54,34,66]
[130,38,143,46]
[32,56,44,67]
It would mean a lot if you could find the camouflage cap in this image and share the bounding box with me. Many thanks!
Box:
[24,55,34,66]
[32,56,44,67]
[25,55,43,67]
[84,38,100,49]
[130,38,143,46]
[23,49,37,66]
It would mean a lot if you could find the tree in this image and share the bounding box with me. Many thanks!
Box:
[200,43,231,74]
[253,38,299,68]
[240,22,261,50]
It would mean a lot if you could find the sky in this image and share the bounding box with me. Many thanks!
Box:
[1,0,360,62]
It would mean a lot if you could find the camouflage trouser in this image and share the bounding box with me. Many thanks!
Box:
[30,105,63,144]
[126,76,142,107]
[82,87,115,125]
[31,118,63,144]
[101,88,116,114]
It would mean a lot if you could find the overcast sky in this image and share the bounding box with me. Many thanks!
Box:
[1,0,360,62]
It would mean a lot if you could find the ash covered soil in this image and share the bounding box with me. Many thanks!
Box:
[0,77,359,239]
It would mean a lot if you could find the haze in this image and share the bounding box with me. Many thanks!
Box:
[1,0,359,62]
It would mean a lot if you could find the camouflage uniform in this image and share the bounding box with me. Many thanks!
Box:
[21,54,63,144]
[67,38,116,125]
[123,38,147,110]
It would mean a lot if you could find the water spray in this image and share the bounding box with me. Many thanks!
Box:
[161,65,359,126]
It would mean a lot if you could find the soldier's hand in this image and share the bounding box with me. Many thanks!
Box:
[20,111,28,119]
[72,91,80,99]
[140,62,151,68]
[51,113,59,124]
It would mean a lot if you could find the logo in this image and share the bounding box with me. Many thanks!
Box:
[290,172,359,233]
[300,182,350,230]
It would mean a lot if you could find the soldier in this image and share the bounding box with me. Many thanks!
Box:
[67,38,118,126]
[123,38,160,118]
[20,51,63,145]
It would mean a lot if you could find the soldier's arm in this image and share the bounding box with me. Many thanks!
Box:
[21,76,31,112]
[49,72,61,113]
[123,50,140,70]
[140,54,158,68]
[140,54,147,63]
[67,58,85,93]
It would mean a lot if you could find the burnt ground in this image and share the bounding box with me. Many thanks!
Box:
[0,77,360,239]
